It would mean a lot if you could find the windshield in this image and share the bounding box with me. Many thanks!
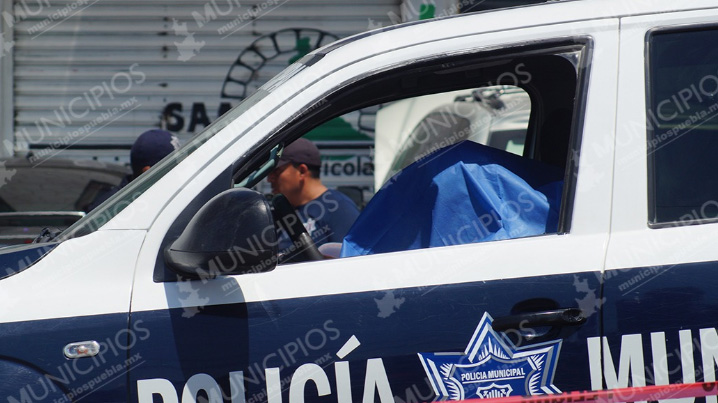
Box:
[54,76,286,241]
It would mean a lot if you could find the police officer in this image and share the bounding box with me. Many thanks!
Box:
[87,129,179,211]
[267,138,360,260]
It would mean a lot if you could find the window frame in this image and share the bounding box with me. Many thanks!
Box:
[232,38,593,235]
[645,24,718,228]
[152,36,596,281]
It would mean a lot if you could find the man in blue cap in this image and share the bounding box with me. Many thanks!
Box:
[87,129,179,211]
[128,129,180,179]
[268,138,359,260]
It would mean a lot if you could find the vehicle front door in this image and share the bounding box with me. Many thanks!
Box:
[128,17,619,403]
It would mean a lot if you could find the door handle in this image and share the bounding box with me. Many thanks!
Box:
[491,308,586,332]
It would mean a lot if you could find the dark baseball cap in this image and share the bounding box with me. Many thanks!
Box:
[130,129,180,177]
[277,138,321,168]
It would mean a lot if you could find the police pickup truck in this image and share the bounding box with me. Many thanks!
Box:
[4,1,718,402]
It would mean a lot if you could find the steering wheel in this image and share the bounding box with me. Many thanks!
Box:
[271,194,324,263]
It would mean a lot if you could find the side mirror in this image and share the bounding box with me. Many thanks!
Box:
[165,188,277,278]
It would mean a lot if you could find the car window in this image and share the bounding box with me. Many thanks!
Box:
[383,85,530,183]
[243,42,588,261]
[647,27,718,226]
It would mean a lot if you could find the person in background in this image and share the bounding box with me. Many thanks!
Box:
[267,138,360,259]
[86,129,180,211]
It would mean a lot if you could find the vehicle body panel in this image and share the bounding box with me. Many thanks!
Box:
[2,2,718,402]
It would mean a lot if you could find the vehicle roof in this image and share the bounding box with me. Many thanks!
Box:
[453,0,717,22]
[320,0,718,58]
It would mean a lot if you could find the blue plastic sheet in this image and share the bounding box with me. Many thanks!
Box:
[340,141,564,257]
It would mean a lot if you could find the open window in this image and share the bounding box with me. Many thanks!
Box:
[233,40,588,262]
[157,39,591,279]
[376,84,531,187]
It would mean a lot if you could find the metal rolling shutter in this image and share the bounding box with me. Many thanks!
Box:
[11,0,401,162]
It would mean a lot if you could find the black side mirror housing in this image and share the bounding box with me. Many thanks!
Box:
[165,188,277,278]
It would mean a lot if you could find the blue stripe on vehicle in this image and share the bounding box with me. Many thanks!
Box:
[0,312,129,402]
[130,272,602,402]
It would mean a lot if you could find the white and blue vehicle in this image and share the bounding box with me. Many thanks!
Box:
[4,1,718,402]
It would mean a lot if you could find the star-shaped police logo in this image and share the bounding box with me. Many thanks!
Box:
[418,313,562,401]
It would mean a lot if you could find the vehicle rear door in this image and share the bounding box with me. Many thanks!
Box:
[602,8,718,395]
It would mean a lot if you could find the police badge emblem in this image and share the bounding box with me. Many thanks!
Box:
[418,313,562,401]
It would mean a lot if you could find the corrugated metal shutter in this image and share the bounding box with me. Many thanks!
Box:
[11,0,401,162]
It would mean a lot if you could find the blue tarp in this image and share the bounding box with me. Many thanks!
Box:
[340,141,564,257]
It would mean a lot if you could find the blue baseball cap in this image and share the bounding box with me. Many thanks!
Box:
[130,129,180,177]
